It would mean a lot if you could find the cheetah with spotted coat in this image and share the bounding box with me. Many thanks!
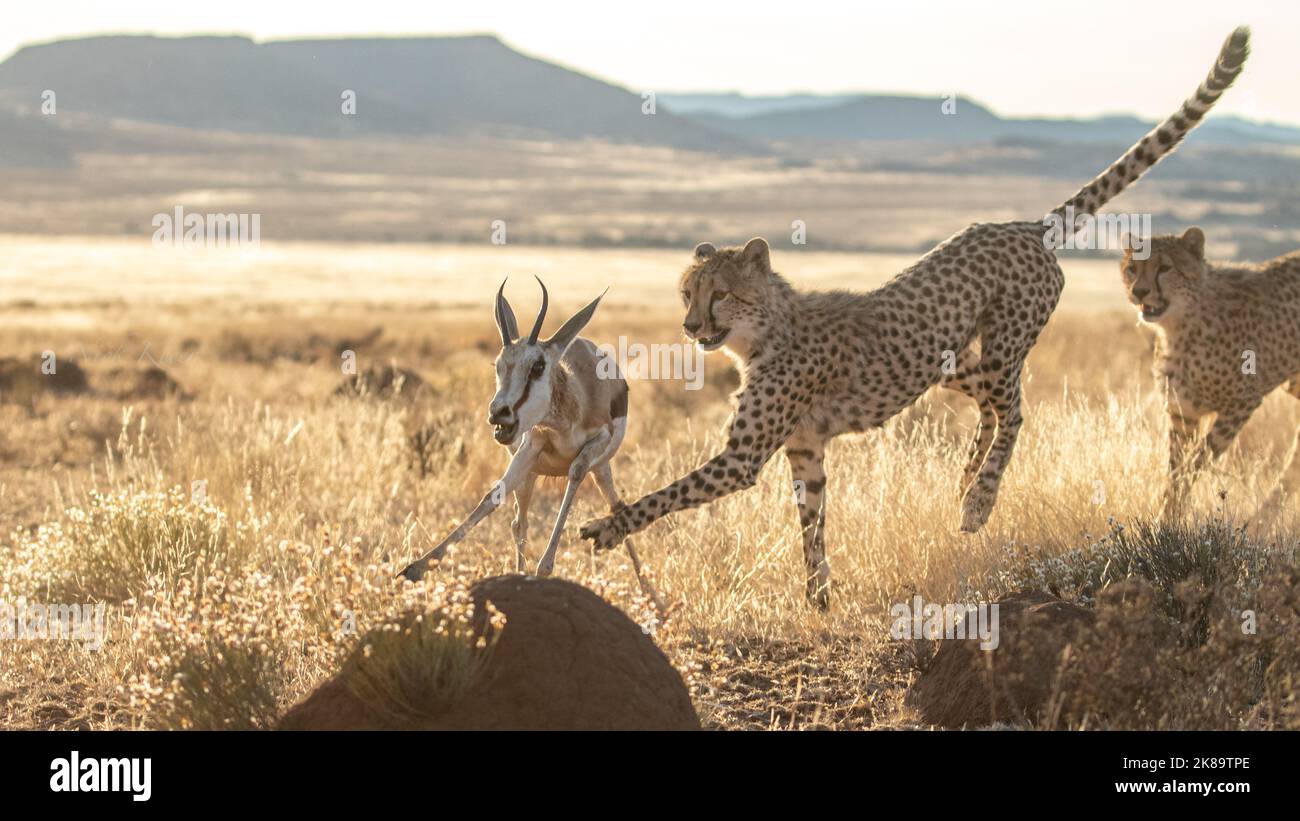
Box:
[1121,227,1300,525]
[580,28,1251,608]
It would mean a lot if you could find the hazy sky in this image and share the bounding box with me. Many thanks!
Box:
[6,0,1298,125]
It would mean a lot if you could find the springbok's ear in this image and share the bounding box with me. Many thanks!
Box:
[1180,226,1205,258]
[741,237,771,274]
[694,242,717,260]
[545,290,606,354]
[494,279,519,344]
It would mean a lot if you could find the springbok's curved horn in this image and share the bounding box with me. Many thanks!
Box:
[494,278,518,345]
[528,276,549,344]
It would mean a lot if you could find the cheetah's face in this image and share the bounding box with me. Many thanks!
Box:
[1121,227,1206,324]
[679,238,773,356]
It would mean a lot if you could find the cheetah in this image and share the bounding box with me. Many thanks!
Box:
[1121,227,1300,524]
[578,28,1250,609]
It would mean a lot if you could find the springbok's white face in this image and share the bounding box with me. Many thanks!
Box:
[486,277,604,446]
[489,341,555,445]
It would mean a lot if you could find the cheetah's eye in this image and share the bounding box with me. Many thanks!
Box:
[681,290,691,305]
[713,290,730,302]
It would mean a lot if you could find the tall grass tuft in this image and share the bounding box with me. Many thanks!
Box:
[5,487,232,603]
[342,592,505,726]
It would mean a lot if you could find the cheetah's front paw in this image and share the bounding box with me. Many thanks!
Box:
[579,514,627,552]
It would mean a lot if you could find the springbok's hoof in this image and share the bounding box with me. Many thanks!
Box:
[397,562,427,582]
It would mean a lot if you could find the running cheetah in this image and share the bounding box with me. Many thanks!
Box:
[1121,227,1300,524]
[580,28,1250,608]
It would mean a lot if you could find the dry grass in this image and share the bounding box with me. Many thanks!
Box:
[1,239,1297,730]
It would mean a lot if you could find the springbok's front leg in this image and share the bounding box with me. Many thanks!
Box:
[399,435,542,582]
[511,475,537,573]
[535,429,612,577]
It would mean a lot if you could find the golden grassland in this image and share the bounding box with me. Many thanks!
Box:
[1,132,1067,248]
[0,132,1265,255]
[1,238,1298,730]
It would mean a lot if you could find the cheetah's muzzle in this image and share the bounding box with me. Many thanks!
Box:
[1139,301,1169,322]
[697,328,730,351]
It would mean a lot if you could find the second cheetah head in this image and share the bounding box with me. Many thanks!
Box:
[679,237,781,359]
[1121,227,1207,324]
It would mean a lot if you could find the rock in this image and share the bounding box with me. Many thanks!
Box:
[905,591,1095,728]
[101,365,187,400]
[333,363,429,400]
[279,575,699,730]
[0,355,88,402]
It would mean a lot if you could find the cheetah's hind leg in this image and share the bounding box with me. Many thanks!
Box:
[956,328,1032,534]
[940,343,996,502]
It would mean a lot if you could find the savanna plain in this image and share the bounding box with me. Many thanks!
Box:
[3,230,1298,731]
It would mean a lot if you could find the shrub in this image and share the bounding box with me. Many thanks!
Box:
[978,519,1300,729]
[5,487,232,603]
[342,592,504,725]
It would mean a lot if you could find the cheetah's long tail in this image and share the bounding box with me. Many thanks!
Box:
[1047,26,1250,221]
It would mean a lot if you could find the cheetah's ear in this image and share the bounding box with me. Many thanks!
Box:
[741,237,771,275]
[1180,226,1205,259]
[1119,230,1145,259]
[694,242,717,260]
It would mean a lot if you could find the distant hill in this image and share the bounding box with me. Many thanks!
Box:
[659,92,858,118]
[682,95,1004,142]
[665,92,1300,146]
[261,37,755,149]
[2,36,1298,171]
[0,34,757,155]
[0,108,71,166]
[0,36,414,136]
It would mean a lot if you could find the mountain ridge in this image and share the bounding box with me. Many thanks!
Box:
[662,91,1300,146]
[0,34,1296,171]
[0,34,758,155]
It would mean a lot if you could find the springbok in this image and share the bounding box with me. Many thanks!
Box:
[399,278,660,604]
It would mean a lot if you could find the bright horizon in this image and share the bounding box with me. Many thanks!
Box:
[3,0,1298,127]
